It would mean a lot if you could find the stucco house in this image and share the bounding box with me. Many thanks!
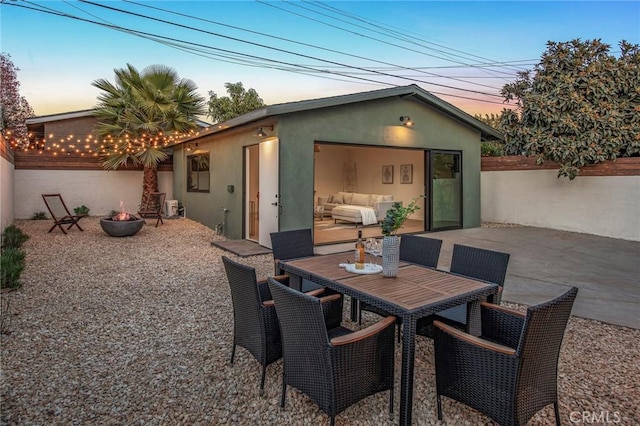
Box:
[171,84,501,247]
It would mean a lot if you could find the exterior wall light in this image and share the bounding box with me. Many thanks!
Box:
[399,116,415,127]
[256,125,274,137]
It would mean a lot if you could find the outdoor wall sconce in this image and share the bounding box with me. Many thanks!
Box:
[399,116,415,127]
[256,125,274,137]
[186,143,198,152]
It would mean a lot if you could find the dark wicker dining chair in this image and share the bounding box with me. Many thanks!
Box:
[433,286,578,426]
[270,228,323,292]
[416,243,510,338]
[358,235,443,339]
[222,256,284,396]
[222,256,341,396]
[267,277,396,426]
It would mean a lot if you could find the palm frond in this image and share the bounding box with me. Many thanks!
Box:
[134,147,169,169]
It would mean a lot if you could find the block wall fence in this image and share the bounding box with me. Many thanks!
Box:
[2,147,639,241]
[481,157,640,241]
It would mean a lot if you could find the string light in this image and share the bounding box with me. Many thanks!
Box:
[4,128,203,156]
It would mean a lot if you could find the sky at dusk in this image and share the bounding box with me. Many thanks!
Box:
[1,1,638,119]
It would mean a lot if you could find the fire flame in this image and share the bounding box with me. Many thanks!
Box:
[113,201,132,221]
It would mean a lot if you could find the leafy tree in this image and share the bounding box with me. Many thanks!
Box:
[0,53,35,148]
[474,112,503,129]
[474,112,508,157]
[92,64,206,206]
[500,39,640,179]
[207,82,265,123]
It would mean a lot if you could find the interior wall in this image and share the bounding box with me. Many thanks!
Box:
[314,144,425,217]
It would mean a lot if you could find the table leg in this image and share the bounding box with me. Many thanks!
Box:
[350,298,359,322]
[399,315,416,426]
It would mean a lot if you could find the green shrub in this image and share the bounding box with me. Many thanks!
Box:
[31,211,48,220]
[481,141,505,157]
[74,205,90,215]
[1,248,25,289]
[1,225,29,250]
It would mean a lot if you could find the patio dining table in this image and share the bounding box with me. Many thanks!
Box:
[278,251,499,426]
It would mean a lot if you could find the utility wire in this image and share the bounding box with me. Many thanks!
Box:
[261,0,521,80]
[306,0,531,76]
[124,0,504,91]
[77,0,503,98]
[6,1,509,105]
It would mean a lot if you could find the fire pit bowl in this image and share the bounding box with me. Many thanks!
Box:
[100,216,144,237]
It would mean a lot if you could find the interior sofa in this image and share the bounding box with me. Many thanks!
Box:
[317,191,395,226]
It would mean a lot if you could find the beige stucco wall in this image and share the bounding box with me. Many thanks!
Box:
[481,170,640,241]
[14,170,173,219]
[1,155,15,229]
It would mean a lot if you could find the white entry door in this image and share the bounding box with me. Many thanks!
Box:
[258,138,279,248]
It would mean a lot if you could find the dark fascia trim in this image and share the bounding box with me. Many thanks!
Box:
[172,84,503,145]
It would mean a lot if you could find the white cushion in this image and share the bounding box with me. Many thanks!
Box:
[369,194,383,206]
[339,191,353,204]
[351,193,370,206]
[383,195,393,202]
[331,193,344,204]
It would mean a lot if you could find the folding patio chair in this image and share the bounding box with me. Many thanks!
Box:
[41,193,86,234]
[138,192,165,227]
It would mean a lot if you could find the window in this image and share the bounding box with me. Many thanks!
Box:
[187,153,210,192]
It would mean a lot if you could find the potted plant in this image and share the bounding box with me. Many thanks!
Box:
[380,196,424,277]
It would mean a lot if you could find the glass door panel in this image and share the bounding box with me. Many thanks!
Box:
[431,151,462,230]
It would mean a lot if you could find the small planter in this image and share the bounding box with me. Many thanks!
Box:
[100,217,144,237]
[382,235,400,277]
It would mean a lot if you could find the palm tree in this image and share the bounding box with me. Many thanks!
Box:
[92,64,206,208]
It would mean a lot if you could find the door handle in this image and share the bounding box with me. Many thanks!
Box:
[271,202,278,206]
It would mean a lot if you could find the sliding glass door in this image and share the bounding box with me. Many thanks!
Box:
[430,150,462,230]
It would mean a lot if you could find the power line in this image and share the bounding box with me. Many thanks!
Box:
[260,0,523,80]
[76,0,504,98]
[125,0,503,92]
[305,0,530,76]
[6,1,509,105]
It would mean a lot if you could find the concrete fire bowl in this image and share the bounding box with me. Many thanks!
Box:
[100,217,144,237]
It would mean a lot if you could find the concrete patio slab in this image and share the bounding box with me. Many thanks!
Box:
[317,226,639,329]
[431,226,640,329]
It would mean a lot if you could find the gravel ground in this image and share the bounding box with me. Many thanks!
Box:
[1,218,638,425]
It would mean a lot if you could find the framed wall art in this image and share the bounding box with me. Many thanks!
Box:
[400,164,413,184]
[382,165,393,184]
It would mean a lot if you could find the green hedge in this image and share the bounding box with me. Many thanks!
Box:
[1,225,29,290]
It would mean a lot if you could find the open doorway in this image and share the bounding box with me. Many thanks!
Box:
[245,138,280,247]
[245,144,259,242]
[313,143,426,245]
[430,150,462,230]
